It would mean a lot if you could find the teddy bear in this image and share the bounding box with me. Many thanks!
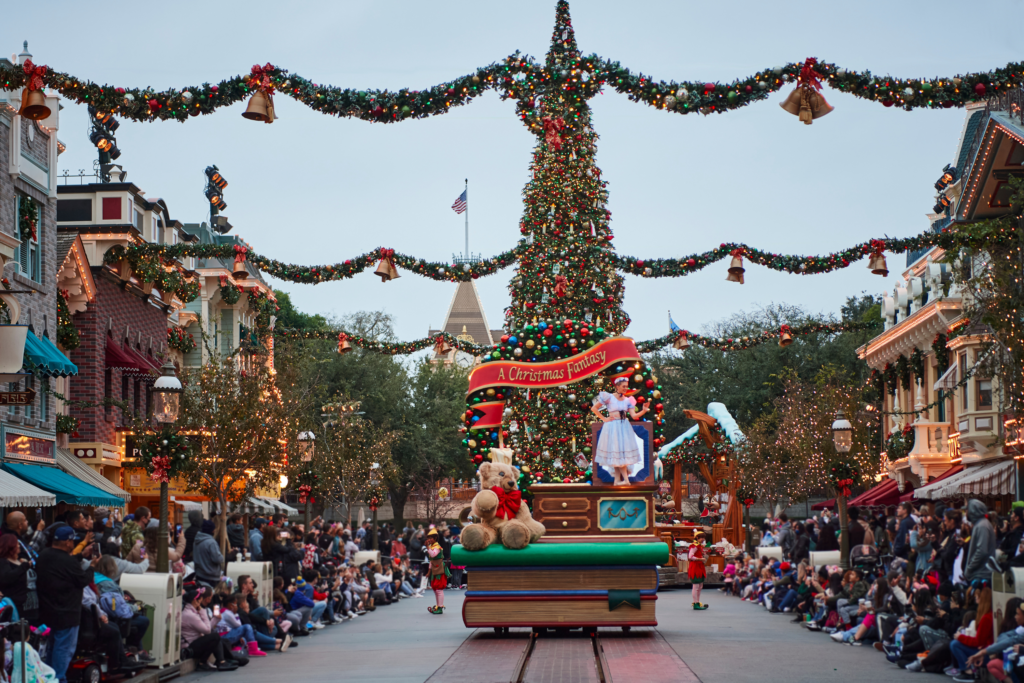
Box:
[458,449,545,551]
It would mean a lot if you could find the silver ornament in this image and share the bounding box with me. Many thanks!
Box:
[513,348,523,357]
[664,95,676,108]
[181,91,192,102]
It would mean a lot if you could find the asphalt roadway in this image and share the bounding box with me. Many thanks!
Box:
[176,587,913,683]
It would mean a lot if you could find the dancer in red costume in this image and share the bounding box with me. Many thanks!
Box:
[688,530,709,610]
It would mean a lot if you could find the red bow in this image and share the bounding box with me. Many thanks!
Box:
[744,498,755,508]
[337,332,350,352]
[249,63,276,93]
[798,57,823,92]
[837,478,853,497]
[219,275,228,287]
[150,456,171,484]
[542,116,565,150]
[780,324,792,335]
[554,275,568,297]
[870,239,886,256]
[298,484,313,504]
[490,486,523,520]
[729,248,744,258]
[233,245,248,267]
[23,60,46,91]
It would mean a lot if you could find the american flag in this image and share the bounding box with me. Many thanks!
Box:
[451,190,467,214]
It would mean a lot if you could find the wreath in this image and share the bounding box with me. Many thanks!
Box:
[136,428,191,483]
[219,281,241,305]
[659,422,734,466]
[176,278,201,303]
[885,424,916,462]
[167,327,197,354]
[737,487,757,509]
[18,196,38,242]
[829,461,860,497]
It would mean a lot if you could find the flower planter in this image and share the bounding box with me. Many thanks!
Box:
[140,281,154,295]
[0,325,29,373]
[160,288,175,305]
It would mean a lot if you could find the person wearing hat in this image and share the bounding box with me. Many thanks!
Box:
[425,528,450,615]
[687,530,709,610]
[37,525,99,683]
[590,376,650,486]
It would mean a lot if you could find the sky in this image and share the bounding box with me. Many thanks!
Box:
[7,0,1023,344]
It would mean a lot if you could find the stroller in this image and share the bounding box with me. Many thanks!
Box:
[850,544,882,575]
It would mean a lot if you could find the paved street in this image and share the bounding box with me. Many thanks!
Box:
[176,587,911,683]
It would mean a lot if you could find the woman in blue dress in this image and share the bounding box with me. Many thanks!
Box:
[590,376,650,486]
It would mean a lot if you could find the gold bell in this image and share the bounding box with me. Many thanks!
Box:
[18,89,51,121]
[726,255,745,284]
[673,333,690,351]
[242,91,275,124]
[779,330,794,347]
[233,265,249,281]
[434,338,453,356]
[868,253,889,277]
[780,87,833,125]
[374,260,400,282]
[337,336,353,354]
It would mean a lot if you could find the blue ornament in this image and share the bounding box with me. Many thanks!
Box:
[508,336,518,345]
[550,345,561,353]
[538,322,548,330]
[471,416,480,422]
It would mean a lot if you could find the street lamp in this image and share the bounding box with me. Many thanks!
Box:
[832,407,853,569]
[150,361,182,573]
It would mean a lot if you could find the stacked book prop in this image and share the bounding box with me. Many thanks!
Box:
[452,542,668,629]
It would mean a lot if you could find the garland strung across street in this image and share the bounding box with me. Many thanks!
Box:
[4,51,1022,124]
[100,223,1014,288]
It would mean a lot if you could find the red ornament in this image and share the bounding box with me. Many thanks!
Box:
[148,99,161,110]
[703,83,715,94]
[686,258,696,267]
[473,454,483,464]
[645,379,654,389]
[655,403,664,412]
[974,83,987,97]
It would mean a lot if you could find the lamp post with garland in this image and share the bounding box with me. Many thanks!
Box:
[150,361,183,573]
[832,408,854,570]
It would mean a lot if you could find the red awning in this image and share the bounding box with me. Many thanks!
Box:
[851,478,914,509]
[812,498,836,511]
[902,465,964,502]
[123,345,160,380]
[105,337,149,376]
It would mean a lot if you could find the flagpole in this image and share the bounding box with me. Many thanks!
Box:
[464,178,469,259]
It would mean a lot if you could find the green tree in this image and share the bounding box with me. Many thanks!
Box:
[272,289,329,330]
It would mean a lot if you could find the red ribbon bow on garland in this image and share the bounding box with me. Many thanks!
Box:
[780,324,792,335]
[233,245,248,267]
[729,248,744,258]
[298,484,313,504]
[248,63,276,93]
[219,275,228,287]
[869,239,886,256]
[337,332,350,353]
[542,116,565,150]
[798,57,823,92]
[150,456,172,484]
[836,478,853,497]
[489,486,523,520]
[23,60,46,91]
[554,275,568,297]
[743,498,755,508]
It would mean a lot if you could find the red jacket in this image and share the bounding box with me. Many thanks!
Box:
[957,612,994,650]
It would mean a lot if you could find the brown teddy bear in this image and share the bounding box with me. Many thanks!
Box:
[459,449,545,551]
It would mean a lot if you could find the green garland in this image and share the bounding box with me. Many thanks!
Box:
[911,348,926,384]
[885,425,916,462]
[55,413,79,436]
[884,362,897,396]
[56,290,80,351]
[135,427,191,482]
[5,48,1020,124]
[274,328,494,356]
[829,461,861,495]
[167,327,197,354]
[97,222,1011,288]
[896,355,911,391]
[220,281,241,305]
[18,196,38,242]
[635,320,877,353]
[659,423,735,466]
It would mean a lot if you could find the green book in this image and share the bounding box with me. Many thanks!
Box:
[451,542,667,568]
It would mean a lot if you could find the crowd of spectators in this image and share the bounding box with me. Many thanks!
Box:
[722,498,1024,682]
[0,505,464,683]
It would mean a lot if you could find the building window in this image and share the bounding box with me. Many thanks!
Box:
[937,389,946,423]
[39,378,48,423]
[977,379,993,409]
[13,196,41,283]
[133,378,141,418]
[959,352,968,410]
[7,381,17,416]
[24,376,33,420]
[102,197,121,221]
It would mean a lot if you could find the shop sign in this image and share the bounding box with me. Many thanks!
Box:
[0,390,35,405]
[4,432,55,463]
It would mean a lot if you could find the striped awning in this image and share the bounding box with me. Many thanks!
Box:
[0,469,56,507]
[232,496,276,514]
[959,460,1015,497]
[172,498,203,512]
[256,496,299,516]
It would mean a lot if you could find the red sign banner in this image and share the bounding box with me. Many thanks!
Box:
[468,337,641,395]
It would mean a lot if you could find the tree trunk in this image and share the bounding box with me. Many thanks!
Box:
[388,485,409,528]
[216,493,229,572]
[371,508,379,551]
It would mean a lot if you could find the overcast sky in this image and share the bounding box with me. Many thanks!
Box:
[8,0,1022,344]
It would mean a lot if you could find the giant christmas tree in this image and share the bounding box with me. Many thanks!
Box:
[463,2,664,485]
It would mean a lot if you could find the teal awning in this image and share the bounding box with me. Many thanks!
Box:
[24,331,78,378]
[2,462,122,507]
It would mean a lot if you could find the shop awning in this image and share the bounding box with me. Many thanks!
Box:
[231,497,276,514]
[811,498,835,511]
[3,462,124,507]
[55,448,130,503]
[173,498,203,512]
[24,331,77,378]
[123,345,160,378]
[960,460,1015,497]
[909,465,964,501]
[0,469,56,507]
[850,479,898,507]
[105,337,149,376]
[935,363,959,391]
[256,496,299,516]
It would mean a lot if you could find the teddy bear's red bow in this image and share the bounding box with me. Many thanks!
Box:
[489,486,522,520]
